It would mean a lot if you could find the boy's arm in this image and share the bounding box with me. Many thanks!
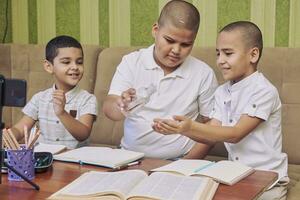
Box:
[187,115,262,143]
[10,115,36,141]
[52,89,95,141]
[56,112,95,141]
[156,115,263,143]
[103,88,136,121]
[102,95,126,121]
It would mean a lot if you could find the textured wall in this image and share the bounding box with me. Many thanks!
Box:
[0,0,299,47]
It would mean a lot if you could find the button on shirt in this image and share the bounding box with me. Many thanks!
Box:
[109,45,218,159]
[22,85,98,148]
[210,72,288,180]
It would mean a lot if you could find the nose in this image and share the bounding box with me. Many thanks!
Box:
[217,54,225,66]
[70,62,79,70]
[171,44,180,55]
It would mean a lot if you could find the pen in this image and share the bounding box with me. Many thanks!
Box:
[111,160,142,172]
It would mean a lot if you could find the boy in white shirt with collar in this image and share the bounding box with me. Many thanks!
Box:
[7,35,98,148]
[153,21,289,199]
[103,0,218,159]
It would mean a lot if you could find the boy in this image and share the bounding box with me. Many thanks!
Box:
[153,21,288,199]
[8,35,98,148]
[103,0,218,159]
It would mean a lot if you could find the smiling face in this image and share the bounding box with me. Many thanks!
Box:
[44,47,84,91]
[216,30,259,83]
[152,23,197,75]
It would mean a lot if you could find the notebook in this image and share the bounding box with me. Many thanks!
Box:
[151,159,254,185]
[53,146,144,169]
[34,143,68,155]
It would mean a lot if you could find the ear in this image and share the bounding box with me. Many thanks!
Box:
[151,23,159,38]
[249,47,260,64]
[44,59,54,74]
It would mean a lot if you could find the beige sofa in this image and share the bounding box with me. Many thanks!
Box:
[0,44,299,199]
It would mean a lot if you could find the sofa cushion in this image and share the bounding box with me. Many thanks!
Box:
[90,47,140,145]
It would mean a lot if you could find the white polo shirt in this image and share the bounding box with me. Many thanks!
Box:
[23,85,98,149]
[109,45,218,159]
[210,71,288,180]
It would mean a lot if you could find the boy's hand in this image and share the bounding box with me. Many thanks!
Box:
[118,88,136,114]
[52,89,66,116]
[153,115,192,135]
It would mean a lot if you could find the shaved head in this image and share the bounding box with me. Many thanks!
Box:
[220,21,263,60]
[158,0,200,33]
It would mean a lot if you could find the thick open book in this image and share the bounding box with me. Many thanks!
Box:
[152,159,254,185]
[53,147,144,169]
[47,170,219,200]
[34,143,68,155]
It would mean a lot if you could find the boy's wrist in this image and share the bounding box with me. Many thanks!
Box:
[56,110,67,118]
[185,121,196,137]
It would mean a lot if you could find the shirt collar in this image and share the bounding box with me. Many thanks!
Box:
[141,44,189,79]
[227,71,259,92]
[51,84,80,103]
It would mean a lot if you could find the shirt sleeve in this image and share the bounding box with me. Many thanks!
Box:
[108,55,135,96]
[198,68,218,117]
[79,94,98,117]
[22,93,40,120]
[243,87,281,121]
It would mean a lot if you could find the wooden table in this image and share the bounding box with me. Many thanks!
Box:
[0,158,278,200]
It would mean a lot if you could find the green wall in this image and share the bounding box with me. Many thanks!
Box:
[1,0,299,47]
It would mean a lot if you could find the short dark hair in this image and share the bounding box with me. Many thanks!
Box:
[158,0,200,33]
[45,35,83,64]
[220,21,263,61]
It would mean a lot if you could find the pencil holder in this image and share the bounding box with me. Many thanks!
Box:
[6,145,35,181]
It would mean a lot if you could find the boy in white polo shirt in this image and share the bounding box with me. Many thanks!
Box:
[103,0,218,159]
[153,21,289,199]
[8,35,98,148]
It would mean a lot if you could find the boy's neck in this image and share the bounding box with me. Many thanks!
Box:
[231,69,258,85]
[54,84,76,92]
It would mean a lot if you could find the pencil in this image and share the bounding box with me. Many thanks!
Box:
[2,133,12,149]
[28,130,41,149]
[7,129,20,150]
[24,125,29,149]
[3,130,17,150]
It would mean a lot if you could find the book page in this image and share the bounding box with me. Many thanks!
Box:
[48,170,147,200]
[53,147,144,168]
[151,159,212,176]
[34,143,67,154]
[196,160,254,185]
[127,172,218,200]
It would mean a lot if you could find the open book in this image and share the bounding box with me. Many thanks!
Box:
[34,143,68,155]
[47,170,219,200]
[53,147,144,169]
[152,159,254,185]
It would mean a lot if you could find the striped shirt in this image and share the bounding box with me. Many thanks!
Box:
[23,85,98,148]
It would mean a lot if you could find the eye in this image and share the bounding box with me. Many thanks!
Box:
[181,43,192,48]
[76,59,83,65]
[164,37,174,44]
[61,61,70,64]
[224,52,233,56]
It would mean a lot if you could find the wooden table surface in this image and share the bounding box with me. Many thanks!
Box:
[0,158,278,200]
